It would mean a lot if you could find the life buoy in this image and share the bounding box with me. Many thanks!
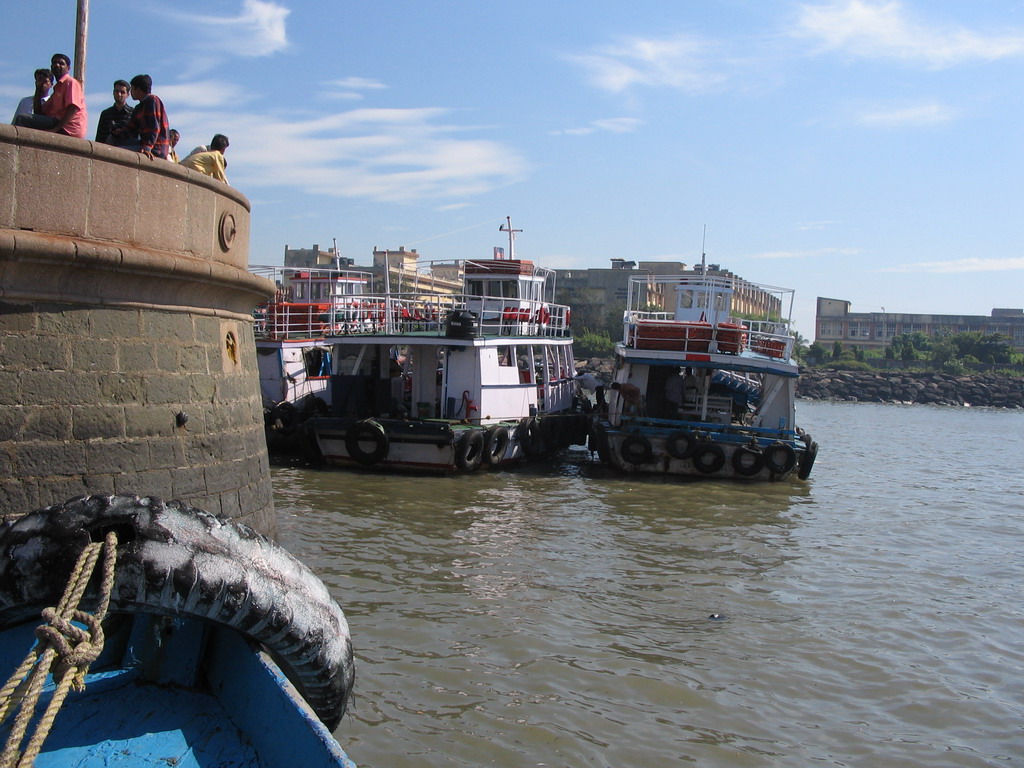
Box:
[666,430,697,460]
[763,442,797,476]
[565,309,571,327]
[693,443,726,474]
[535,305,550,325]
[731,445,764,477]
[0,495,354,730]
[620,435,653,465]
[454,430,484,471]
[797,440,818,480]
[345,419,389,465]
[483,425,510,465]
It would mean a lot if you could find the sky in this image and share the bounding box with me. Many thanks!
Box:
[2,0,1023,338]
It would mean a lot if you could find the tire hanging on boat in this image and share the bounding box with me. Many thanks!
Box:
[0,495,355,731]
[797,440,818,480]
[763,441,797,476]
[454,429,485,472]
[521,417,545,457]
[620,435,654,465]
[731,445,764,477]
[483,425,510,466]
[666,430,697,461]
[693,443,726,474]
[345,418,389,465]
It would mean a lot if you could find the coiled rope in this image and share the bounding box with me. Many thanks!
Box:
[0,531,117,767]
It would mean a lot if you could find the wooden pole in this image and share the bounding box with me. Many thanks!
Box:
[74,0,89,87]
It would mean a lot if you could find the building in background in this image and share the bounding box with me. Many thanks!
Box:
[554,260,783,334]
[283,243,354,269]
[815,298,1024,353]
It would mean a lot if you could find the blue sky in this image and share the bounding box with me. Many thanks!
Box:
[3,0,1023,337]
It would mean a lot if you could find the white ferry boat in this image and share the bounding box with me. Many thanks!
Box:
[252,226,587,472]
[590,270,818,481]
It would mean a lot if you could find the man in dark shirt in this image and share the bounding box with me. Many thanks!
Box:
[116,74,170,159]
[95,80,133,145]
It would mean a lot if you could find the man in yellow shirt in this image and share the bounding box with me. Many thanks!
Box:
[179,133,229,183]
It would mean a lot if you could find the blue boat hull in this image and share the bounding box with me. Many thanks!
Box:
[0,616,356,767]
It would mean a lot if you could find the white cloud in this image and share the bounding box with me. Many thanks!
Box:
[856,102,955,127]
[567,34,727,94]
[328,77,388,91]
[881,257,1024,273]
[794,0,1024,68]
[159,0,290,63]
[551,117,644,136]
[207,106,529,203]
[159,81,251,109]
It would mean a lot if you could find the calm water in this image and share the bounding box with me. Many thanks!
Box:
[273,400,1024,768]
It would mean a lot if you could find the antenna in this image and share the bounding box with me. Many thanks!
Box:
[700,225,707,274]
[499,216,522,260]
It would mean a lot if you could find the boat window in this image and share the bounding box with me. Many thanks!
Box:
[303,347,332,377]
[517,346,533,383]
[497,346,514,367]
[468,279,484,297]
[679,290,694,309]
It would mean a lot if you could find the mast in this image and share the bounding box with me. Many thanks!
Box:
[74,0,89,87]
[499,216,521,260]
[700,225,707,274]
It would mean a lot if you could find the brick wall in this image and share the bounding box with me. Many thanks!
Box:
[0,125,276,536]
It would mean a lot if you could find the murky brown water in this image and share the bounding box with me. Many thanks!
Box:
[274,400,1024,767]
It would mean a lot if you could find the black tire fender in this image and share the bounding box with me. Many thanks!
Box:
[764,442,798,476]
[0,495,354,731]
[345,419,389,465]
[483,425,510,466]
[454,430,485,472]
[693,443,726,474]
[666,431,696,460]
[731,445,764,477]
[620,435,653,465]
[797,441,818,480]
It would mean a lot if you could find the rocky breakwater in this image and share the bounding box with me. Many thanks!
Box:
[798,369,1024,409]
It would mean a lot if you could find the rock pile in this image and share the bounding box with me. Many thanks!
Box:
[798,369,1024,408]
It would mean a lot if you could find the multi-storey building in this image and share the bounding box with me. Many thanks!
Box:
[815,298,1024,353]
[283,243,354,269]
[555,260,782,320]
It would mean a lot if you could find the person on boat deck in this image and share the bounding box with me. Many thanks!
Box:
[10,68,52,124]
[13,54,87,138]
[167,128,181,162]
[179,134,229,183]
[683,368,700,401]
[663,367,684,417]
[611,381,644,416]
[95,80,134,145]
[574,371,605,413]
[114,74,170,159]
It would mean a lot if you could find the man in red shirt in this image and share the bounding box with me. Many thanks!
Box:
[14,53,87,138]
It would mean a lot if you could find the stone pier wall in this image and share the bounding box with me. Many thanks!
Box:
[0,125,277,535]
[797,368,1024,408]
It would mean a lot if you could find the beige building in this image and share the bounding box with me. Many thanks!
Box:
[815,298,1024,352]
[555,260,782,319]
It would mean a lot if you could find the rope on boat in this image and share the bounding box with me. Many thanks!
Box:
[0,531,117,767]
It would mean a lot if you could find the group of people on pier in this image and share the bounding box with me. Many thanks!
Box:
[12,52,229,184]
